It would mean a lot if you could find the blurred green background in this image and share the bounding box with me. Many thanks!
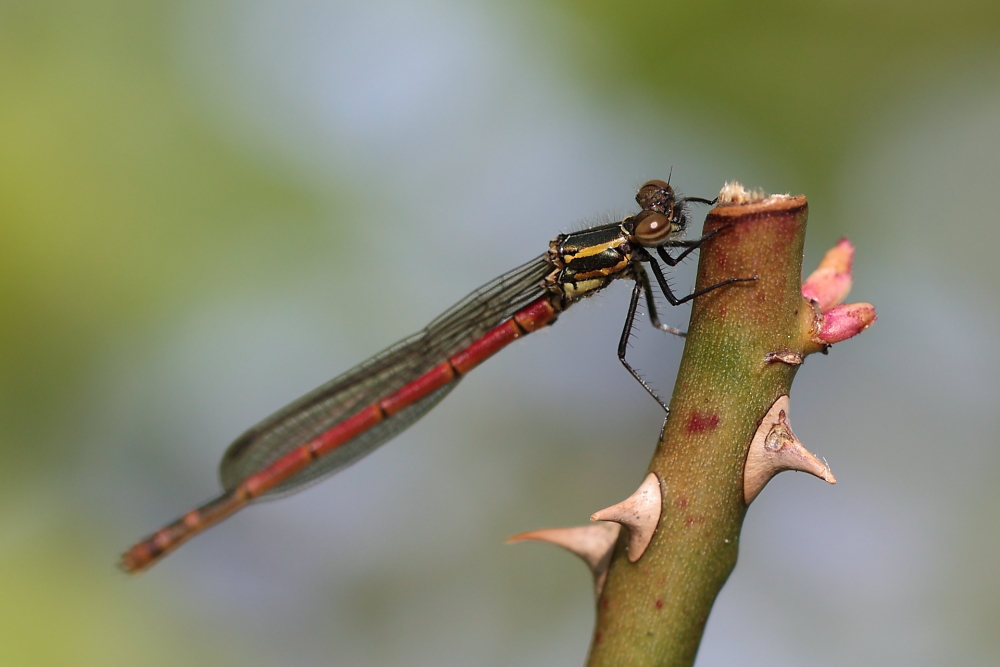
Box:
[3,1,999,665]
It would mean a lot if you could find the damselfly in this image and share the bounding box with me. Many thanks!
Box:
[120,179,749,572]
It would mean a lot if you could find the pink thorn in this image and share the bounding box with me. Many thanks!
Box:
[743,395,835,504]
[802,238,854,310]
[506,523,620,573]
[506,523,620,597]
[590,473,661,563]
[816,302,877,344]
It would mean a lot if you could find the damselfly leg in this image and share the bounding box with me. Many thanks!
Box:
[618,219,756,412]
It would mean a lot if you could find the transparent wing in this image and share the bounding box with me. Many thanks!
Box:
[219,255,553,496]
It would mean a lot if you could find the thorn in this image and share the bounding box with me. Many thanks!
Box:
[743,395,835,504]
[590,472,661,562]
[507,523,621,597]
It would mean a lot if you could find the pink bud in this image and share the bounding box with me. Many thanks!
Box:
[802,238,854,310]
[816,302,877,344]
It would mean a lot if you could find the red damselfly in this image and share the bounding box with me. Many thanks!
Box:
[120,179,749,572]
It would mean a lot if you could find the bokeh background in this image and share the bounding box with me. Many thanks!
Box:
[3,1,999,665]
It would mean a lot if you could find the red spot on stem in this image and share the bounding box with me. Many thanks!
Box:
[686,412,719,434]
[655,599,664,610]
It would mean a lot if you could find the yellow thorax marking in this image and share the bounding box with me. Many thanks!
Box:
[573,259,629,281]
[564,278,604,298]
[565,238,624,262]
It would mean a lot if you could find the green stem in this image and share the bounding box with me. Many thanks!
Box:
[586,195,812,666]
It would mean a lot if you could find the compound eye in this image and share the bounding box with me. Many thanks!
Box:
[633,210,675,246]
[636,179,676,214]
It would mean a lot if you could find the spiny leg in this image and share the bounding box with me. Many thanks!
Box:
[633,263,685,337]
[618,279,670,413]
[657,222,733,266]
[647,255,756,306]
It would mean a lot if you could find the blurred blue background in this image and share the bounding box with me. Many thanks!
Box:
[2,1,999,665]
